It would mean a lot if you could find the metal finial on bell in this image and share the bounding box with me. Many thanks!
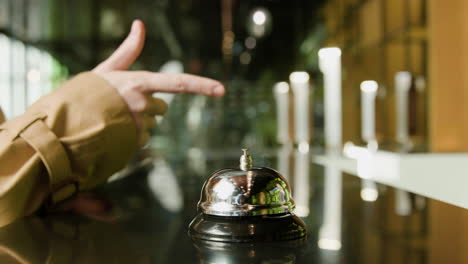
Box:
[240,148,252,171]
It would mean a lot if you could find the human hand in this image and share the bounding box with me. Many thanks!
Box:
[92,20,225,146]
[53,192,117,222]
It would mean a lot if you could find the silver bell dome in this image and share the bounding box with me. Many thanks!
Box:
[198,149,295,217]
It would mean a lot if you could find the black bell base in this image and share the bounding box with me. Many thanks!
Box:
[191,238,307,263]
[188,213,307,243]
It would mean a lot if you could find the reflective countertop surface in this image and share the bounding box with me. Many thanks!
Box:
[0,150,428,264]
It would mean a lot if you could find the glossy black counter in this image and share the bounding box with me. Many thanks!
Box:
[0,151,428,264]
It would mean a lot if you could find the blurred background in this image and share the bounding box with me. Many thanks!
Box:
[0,0,433,151]
[0,0,327,154]
[0,0,432,154]
[0,0,467,263]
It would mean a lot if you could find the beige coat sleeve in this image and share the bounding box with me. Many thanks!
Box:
[0,72,138,227]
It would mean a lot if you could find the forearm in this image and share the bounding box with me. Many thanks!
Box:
[0,72,138,227]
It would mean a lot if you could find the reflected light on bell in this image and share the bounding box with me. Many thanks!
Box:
[361,188,379,202]
[318,47,342,59]
[245,36,256,49]
[213,180,235,200]
[27,69,41,82]
[252,10,266,25]
[274,81,289,94]
[360,80,378,93]
[298,142,310,154]
[289,71,310,84]
[318,238,342,251]
[210,202,234,213]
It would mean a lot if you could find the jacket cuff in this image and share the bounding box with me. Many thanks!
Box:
[26,72,138,198]
[0,112,75,204]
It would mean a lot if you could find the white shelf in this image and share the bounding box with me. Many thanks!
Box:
[314,148,468,209]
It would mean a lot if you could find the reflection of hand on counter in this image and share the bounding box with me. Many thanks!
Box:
[0,216,141,264]
[52,192,117,222]
[0,20,225,228]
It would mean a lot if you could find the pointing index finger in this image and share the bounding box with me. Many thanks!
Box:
[138,72,225,97]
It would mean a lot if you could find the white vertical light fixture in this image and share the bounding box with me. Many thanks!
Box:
[274,81,292,181]
[360,80,378,142]
[273,81,290,144]
[319,47,342,150]
[395,71,412,146]
[277,144,292,181]
[289,72,310,146]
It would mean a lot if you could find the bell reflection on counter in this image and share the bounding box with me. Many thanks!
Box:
[189,149,307,242]
[192,238,305,263]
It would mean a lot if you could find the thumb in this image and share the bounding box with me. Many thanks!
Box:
[93,20,146,73]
